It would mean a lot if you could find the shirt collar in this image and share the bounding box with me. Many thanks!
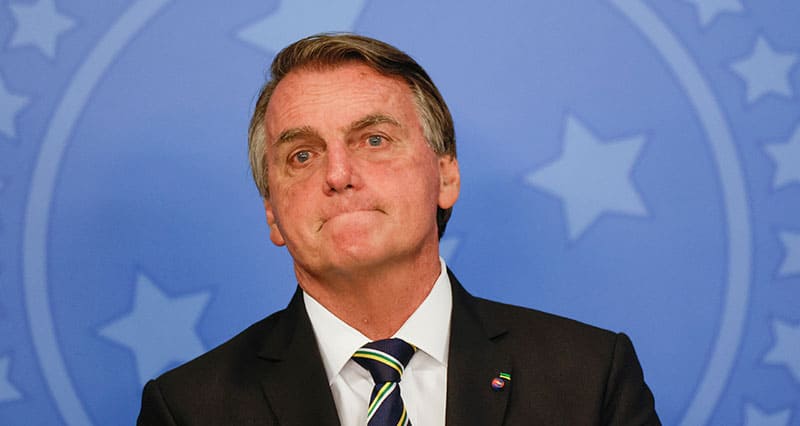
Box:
[303,257,453,384]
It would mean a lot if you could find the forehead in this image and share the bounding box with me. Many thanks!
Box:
[264,63,420,139]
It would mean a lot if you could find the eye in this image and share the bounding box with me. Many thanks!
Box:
[293,150,311,164]
[367,135,384,147]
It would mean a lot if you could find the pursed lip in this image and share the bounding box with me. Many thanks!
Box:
[317,207,383,231]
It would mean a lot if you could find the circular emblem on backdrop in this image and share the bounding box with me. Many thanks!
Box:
[1,1,797,425]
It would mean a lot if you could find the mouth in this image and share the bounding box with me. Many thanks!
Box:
[318,208,383,231]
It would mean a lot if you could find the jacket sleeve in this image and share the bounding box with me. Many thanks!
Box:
[602,333,661,425]
[137,379,179,426]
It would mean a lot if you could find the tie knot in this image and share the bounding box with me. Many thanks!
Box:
[352,338,416,383]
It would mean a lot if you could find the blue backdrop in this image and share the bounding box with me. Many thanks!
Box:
[1,0,799,424]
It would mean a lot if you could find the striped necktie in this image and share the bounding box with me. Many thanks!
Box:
[352,338,417,426]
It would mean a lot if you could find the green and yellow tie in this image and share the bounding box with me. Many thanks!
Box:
[352,339,417,426]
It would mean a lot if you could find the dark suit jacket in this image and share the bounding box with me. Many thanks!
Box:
[138,272,660,425]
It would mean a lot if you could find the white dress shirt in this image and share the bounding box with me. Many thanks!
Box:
[303,257,452,426]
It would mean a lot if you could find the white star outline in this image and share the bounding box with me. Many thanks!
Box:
[764,124,800,191]
[681,0,744,27]
[8,0,76,59]
[764,319,800,384]
[0,75,30,140]
[0,356,22,402]
[237,0,366,53]
[731,36,798,104]
[775,232,800,278]
[99,272,211,385]
[525,114,649,241]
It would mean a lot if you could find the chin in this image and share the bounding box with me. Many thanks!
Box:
[323,221,386,248]
[329,239,398,267]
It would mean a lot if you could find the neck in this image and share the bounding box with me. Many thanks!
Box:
[295,253,442,340]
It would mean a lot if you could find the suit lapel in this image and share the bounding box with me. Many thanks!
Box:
[257,288,341,426]
[446,272,512,426]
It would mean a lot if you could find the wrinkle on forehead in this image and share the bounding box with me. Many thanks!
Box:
[265,64,417,146]
[348,113,401,132]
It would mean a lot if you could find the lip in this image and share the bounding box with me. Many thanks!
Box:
[318,208,383,231]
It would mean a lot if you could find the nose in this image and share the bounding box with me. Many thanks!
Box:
[324,143,356,194]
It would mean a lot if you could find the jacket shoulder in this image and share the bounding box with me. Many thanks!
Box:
[156,307,286,387]
[465,295,660,425]
[470,294,619,346]
[137,308,290,425]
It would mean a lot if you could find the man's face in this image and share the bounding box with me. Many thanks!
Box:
[262,63,459,278]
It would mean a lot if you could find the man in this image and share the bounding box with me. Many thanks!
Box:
[138,33,659,425]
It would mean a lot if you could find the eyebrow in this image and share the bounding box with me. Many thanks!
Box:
[273,126,320,147]
[347,114,402,132]
[272,114,402,147]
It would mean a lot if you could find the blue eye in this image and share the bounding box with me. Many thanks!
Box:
[294,151,311,163]
[367,135,384,147]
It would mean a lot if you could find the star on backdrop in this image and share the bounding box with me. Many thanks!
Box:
[0,356,22,402]
[0,76,30,139]
[237,0,365,53]
[8,0,76,58]
[525,114,649,241]
[681,0,743,27]
[731,36,798,103]
[777,232,800,277]
[744,403,791,426]
[765,125,800,190]
[764,319,800,383]
[99,273,210,385]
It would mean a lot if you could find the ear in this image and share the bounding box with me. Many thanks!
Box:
[438,155,460,209]
[263,198,286,247]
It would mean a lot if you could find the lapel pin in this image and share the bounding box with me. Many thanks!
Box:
[491,372,511,390]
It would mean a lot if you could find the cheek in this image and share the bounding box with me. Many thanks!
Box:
[269,158,321,190]
[269,164,319,203]
[389,159,441,207]
[411,155,442,191]
[269,188,308,232]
